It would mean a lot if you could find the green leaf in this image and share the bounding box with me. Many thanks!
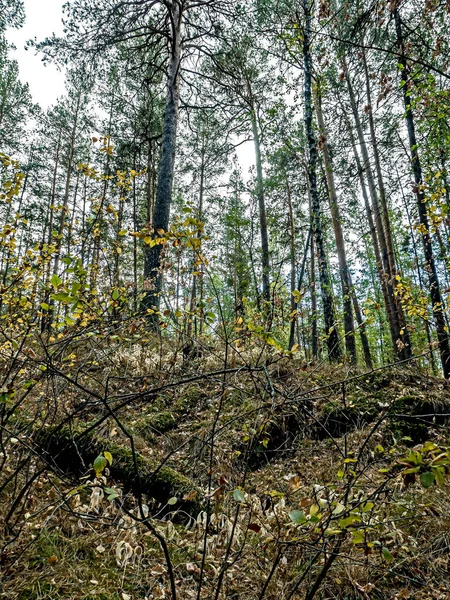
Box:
[51,274,62,288]
[420,471,435,488]
[406,451,422,466]
[93,455,107,475]
[112,289,120,300]
[339,514,360,529]
[289,510,307,525]
[103,451,113,465]
[167,497,178,506]
[402,466,420,475]
[351,530,365,544]
[233,488,246,503]
[51,292,71,303]
[332,503,345,515]
[382,547,394,562]
[432,466,445,487]
[361,502,374,513]
[104,487,119,501]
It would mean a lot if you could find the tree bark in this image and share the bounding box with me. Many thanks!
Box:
[251,111,271,306]
[394,7,450,377]
[302,0,341,361]
[315,91,356,362]
[345,70,411,361]
[143,2,182,314]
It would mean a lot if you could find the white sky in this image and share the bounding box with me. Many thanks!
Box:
[5,0,66,108]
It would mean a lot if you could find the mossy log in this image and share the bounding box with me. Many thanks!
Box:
[37,425,202,515]
[134,411,178,442]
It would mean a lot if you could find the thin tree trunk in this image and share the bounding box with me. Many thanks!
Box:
[361,40,397,279]
[348,271,373,368]
[397,166,437,375]
[250,109,271,306]
[287,180,297,350]
[303,0,341,361]
[43,92,81,331]
[344,74,411,361]
[132,145,139,312]
[310,226,318,359]
[315,92,356,362]
[394,7,450,377]
[187,143,205,341]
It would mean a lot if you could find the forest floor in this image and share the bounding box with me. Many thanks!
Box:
[2,334,450,600]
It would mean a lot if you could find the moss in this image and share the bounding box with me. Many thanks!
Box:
[174,385,207,411]
[388,395,449,442]
[317,397,379,438]
[134,411,178,441]
[37,426,202,515]
[18,583,57,599]
[236,411,303,469]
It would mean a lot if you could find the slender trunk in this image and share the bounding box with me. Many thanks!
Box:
[1,148,31,288]
[310,227,318,359]
[147,140,154,225]
[249,201,261,312]
[187,143,205,341]
[132,146,138,312]
[40,133,61,331]
[143,3,182,313]
[345,73,411,360]
[347,271,373,368]
[291,227,312,352]
[287,180,297,350]
[315,92,356,362]
[394,7,450,377]
[361,40,397,279]
[250,110,270,305]
[397,167,438,375]
[66,170,79,256]
[43,93,81,331]
[303,0,341,361]
[90,96,114,294]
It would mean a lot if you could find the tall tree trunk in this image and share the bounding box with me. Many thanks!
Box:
[287,180,297,350]
[250,109,271,305]
[187,142,205,341]
[132,144,139,312]
[345,72,411,361]
[361,41,397,280]
[310,225,318,359]
[315,91,356,362]
[397,166,437,375]
[347,271,373,368]
[143,2,182,313]
[44,92,81,331]
[302,0,341,361]
[394,7,450,378]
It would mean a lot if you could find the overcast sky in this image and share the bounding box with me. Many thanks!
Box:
[5,0,66,108]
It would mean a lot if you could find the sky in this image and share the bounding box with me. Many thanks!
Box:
[6,0,67,108]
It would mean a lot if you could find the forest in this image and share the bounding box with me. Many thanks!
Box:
[1,0,450,598]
